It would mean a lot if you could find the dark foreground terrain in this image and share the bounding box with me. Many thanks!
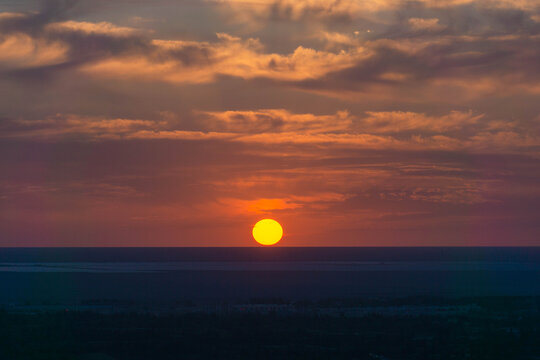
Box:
[1,297,539,360]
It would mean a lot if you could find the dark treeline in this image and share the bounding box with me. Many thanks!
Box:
[1,297,540,360]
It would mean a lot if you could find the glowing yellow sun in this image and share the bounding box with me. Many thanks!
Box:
[252,219,283,246]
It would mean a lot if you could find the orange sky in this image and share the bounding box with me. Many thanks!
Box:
[1,0,540,246]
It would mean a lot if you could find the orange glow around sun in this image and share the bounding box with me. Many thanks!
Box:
[252,219,283,246]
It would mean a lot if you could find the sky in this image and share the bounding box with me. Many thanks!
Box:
[1,0,540,246]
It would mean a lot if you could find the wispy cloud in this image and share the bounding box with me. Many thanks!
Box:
[4,110,538,156]
[80,33,367,83]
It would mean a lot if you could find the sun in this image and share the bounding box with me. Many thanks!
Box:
[252,219,283,246]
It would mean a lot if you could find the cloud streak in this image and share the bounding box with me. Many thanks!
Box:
[4,110,538,156]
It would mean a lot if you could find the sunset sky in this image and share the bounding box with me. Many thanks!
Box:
[1,0,540,246]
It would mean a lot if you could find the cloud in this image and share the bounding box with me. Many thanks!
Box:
[0,33,68,70]
[198,109,352,133]
[209,0,368,24]
[0,10,151,76]
[408,18,446,32]
[361,111,483,133]
[293,32,540,100]
[124,130,237,141]
[2,1,539,103]
[5,109,537,157]
[3,114,168,140]
[211,0,540,26]
[80,33,367,83]
[0,0,80,34]
[318,31,360,50]
[0,12,366,83]
[468,130,540,149]
[0,5,365,85]
[379,183,494,204]
[0,12,27,21]
[45,20,139,36]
